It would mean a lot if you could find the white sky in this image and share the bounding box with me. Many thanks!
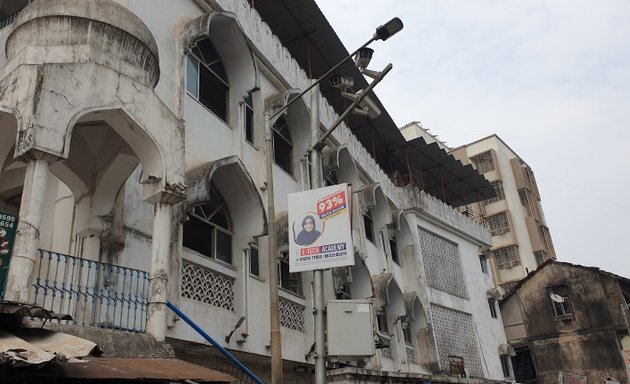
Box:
[316,0,630,278]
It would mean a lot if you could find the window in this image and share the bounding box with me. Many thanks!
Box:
[518,188,532,215]
[363,211,374,243]
[480,256,488,273]
[335,282,352,300]
[487,212,510,236]
[389,236,399,264]
[186,38,229,121]
[376,311,389,334]
[534,250,547,266]
[183,186,232,264]
[243,96,254,144]
[272,116,293,174]
[494,245,520,270]
[549,285,573,318]
[500,356,511,377]
[402,321,413,344]
[249,244,259,277]
[471,151,495,173]
[484,180,505,205]
[488,299,497,318]
[279,251,302,295]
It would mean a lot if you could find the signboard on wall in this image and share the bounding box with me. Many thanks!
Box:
[559,372,588,384]
[288,184,353,272]
[0,211,18,293]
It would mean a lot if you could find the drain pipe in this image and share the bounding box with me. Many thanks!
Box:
[166,301,265,384]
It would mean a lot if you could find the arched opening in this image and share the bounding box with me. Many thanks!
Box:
[184,185,232,264]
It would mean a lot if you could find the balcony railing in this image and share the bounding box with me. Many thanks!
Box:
[0,11,20,30]
[33,250,149,332]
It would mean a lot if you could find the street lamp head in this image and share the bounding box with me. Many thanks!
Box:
[374,17,403,41]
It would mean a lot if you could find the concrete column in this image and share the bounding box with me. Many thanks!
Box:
[146,202,173,341]
[4,154,53,303]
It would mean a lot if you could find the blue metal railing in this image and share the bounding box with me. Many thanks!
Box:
[33,250,149,332]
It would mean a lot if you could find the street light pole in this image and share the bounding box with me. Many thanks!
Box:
[263,17,403,384]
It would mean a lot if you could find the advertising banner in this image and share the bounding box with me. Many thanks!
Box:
[288,184,353,272]
[0,211,18,292]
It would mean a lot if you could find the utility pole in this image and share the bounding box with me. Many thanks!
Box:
[263,18,403,384]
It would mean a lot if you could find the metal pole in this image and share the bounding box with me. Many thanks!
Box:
[308,80,327,384]
[265,111,283,384]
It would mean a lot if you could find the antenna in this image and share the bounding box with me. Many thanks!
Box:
[550,293,564,303]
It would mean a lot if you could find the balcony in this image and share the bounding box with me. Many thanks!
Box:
[1,249,150,333]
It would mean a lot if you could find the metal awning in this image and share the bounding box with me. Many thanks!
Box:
[253,1,495,206]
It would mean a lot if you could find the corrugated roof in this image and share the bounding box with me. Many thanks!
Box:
[253,0,495,206]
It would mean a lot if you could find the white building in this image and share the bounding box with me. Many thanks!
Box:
[0,0,512,382]
[451,135,557,289]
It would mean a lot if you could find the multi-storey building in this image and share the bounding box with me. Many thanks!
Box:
[451,135,556,289]
[0,0,513,382]
[501,260,630,384]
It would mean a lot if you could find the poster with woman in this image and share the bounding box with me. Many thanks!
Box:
[288,183,353,272]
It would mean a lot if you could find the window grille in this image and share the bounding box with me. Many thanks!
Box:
[181,262,235,311]
[470,151,495,173]
[419,228,468,299]
[494,245,521,270]
[518,188,532,215]
[487,212,510,236]
[186,38,229,121]
[484,180,505,205]
[405,344,416,364]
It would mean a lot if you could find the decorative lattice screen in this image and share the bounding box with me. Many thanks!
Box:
[430,304,482,377]
[181,262,234,311]
[418,227,468,299]
[279,297,305,332]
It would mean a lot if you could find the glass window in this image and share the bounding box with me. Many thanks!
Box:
[279,251,302,295]
[272,117,293,174]
[549,285,573,317]
[364,211,374,243]
[249,245,259,277]
[480,256,488,273]
[389,237,399,264]
[182,185,232,264]
[186,38,229,122]
[376,311,389,334]
[244,96,254,144]
[500,356,511,377]
[488,299,497,318]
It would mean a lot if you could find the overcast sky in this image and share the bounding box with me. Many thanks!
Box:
[316,0,630,278]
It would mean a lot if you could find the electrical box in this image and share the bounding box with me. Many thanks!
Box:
[327,300,375,360]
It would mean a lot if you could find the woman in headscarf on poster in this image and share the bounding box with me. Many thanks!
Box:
[295,215,321,246]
